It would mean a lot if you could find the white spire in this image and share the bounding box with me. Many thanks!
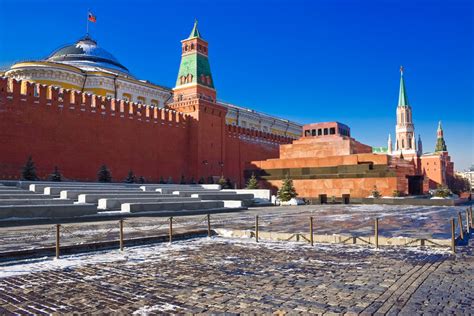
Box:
[387,134,392,154]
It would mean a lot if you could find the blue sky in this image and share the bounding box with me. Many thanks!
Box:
[0,0,472,169]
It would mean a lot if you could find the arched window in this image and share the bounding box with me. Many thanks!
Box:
[407,137,411,149]
[191,43,194,50]
[185,45,188,51]
[402,139,405,148]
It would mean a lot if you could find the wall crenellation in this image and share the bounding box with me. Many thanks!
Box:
[0,77,188,126]
[225,124,292,144]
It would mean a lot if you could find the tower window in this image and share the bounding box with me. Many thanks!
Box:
[329,127,336,135]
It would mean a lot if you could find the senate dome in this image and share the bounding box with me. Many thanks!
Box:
[46,35,131,76]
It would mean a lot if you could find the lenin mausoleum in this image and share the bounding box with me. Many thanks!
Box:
[0,21,454,198]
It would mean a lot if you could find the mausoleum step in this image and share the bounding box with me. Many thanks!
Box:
[60,189,144,200]
[77,193,176,204]
[122,200,225,213]
[0,199,74,206]
[0,194,50,200]
[190,193,254,201]
[97,197,201,210]
[0,204,97,219]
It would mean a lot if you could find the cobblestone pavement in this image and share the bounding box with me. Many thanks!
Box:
[0,204,469,253]
[0,237,472,314]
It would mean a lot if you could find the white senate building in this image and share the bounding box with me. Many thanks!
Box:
[2,34,302,139]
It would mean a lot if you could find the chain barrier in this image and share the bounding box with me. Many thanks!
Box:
[126,218,169,233]
[28,225,56,241]
[60,225,85,240]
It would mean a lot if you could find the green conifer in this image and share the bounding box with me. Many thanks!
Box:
[277,176,298,202]
[246,173,259,189]
[217,176,226,187]
[124,170,136,183]
[21,156,38,181]
[371,185,381,198]
[97,164,112,183]
[49,166,62,182]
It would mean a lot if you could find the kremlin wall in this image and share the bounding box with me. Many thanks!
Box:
[0,21,456,198]
[0,77,291,186]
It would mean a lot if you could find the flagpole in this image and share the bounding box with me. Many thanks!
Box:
[86,10,89,36]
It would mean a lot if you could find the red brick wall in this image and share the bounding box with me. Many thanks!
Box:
[0,78,292,185]
[225,125,289,187]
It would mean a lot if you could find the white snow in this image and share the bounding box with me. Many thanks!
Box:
[133,303,181,314]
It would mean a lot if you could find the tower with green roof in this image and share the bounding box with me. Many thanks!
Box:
[435,121,447,152]
[174,20,215,93]
[394,66,417,158]
[168,20,227,181]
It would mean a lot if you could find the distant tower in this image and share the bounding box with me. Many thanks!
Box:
[394,66,416,157]
[387,134,392,154]
[435,121,447,152]
[417,134,423,155]
[167,20,227,179]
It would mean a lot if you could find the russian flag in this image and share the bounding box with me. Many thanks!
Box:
[88,11,97,23]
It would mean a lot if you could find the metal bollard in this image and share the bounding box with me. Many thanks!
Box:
[374,218,379,249]
[458,212,464,240]
[207,214,211,237]
[451,218,456,254]
[466,209,471,234]
[310,216,314,246]
[119,219,124,251]
[55,224,61,259]
[169,217,173,243]
[255,215,259,242]
[470,207,473,229]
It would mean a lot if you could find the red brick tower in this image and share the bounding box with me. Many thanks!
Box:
[167,20,227,180]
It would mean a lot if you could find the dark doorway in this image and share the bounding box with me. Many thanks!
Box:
[407,176,424,195]
[342,194,350,204]
[319,194,327,204]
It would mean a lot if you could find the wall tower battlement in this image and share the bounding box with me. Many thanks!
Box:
[0,77,188,126]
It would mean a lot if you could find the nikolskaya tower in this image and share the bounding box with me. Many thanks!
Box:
[389,67,421,158]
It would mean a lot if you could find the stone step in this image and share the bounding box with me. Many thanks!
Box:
[18,181,130,190]
[0,204,97,219]
[77,193,176,204]
[171,190,224,197]
[0,190,33,194]
[191,193,255,201]
[122,200,225,213]
[0,194,49,200]
[44,186,138,195]
[0,187,25,191]
[30,183,130,193]
[0,199,75,206]
[98,197,201,210]
[157,188,221,194]
[60,189,143,200]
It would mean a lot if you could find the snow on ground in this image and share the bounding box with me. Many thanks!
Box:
[133,303,182,314]
[0,236,450,279]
